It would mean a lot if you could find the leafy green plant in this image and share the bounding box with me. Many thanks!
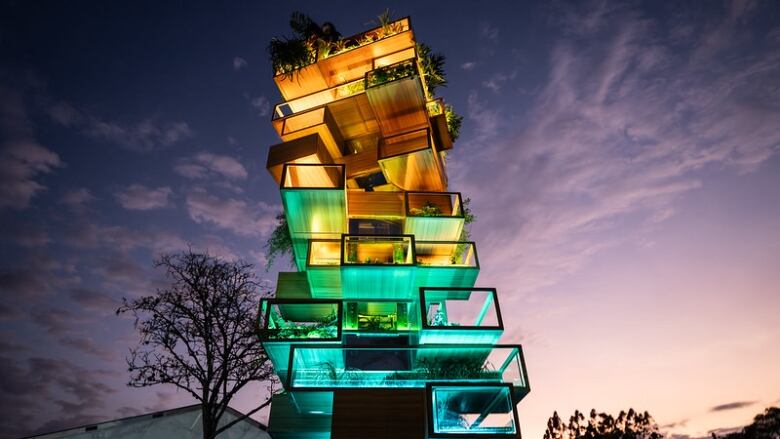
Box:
[409,201,444,217]
[448,197,476,264]
[417,43,447,97]
[264,212,294,270]
[393,242,406,263]
[268,37,316,79]
[266,310,338,339]
[445,104,463,142]
[366,59,416,87]
[460,197,475,240]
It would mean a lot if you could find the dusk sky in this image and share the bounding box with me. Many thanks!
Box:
[1,1,779,438]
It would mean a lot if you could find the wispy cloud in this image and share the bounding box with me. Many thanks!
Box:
[185,188,277,237]
[61,188,95,208]
[174,152,248,180]
[48,101,192,152]
[0,356,118,436]
[453,0,780,298]
[481,71,517,93]
[461,61,476,71]
[710,401,756,412]
[233,56,248,71]
[250,96,270,117]
[0,87,63,210]
[480,21,499,42]
[114,184,172,210]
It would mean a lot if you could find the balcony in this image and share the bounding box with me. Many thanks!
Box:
[281,164,347,271]
[427,384,520,438]
[343,299,419,335]
[379,128,447,192]
[304,236,423,300]
[415,241,480,289]
[404,192,465,241]
[420,288,503,345]
[258,299,342,384]
[427,98,454,152]
[366,58,429,138]
[266,134,334,185]
[305,235,480,298]
[260,299,342,341]
[273,17,415,101]
[340,234,417,299]
[271,107,344,163]
[286,344,528,398]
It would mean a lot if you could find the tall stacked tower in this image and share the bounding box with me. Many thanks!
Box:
[258,16,529,439]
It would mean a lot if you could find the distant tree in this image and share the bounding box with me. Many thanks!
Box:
[544,409,662,439]
[716,407,780,439]
[117,251,277,439]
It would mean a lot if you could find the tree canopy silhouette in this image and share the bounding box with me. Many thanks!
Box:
[117,250,276,439]
[544,408,662,439]
[715,407,780,439]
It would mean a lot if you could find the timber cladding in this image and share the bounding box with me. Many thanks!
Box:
[331,389,426,439]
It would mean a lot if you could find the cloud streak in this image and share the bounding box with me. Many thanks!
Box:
[710,401,756,412]
[0,87,63,210]
[115,184,173,210]
[455,1,780,296]
[174,152,248,180]
[48,102,192,152]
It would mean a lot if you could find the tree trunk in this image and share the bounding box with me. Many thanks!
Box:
[202,405,217,439]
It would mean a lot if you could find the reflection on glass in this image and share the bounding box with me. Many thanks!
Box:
[431,385,516,435]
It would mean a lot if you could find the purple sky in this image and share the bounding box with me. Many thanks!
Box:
[1,1,779,438]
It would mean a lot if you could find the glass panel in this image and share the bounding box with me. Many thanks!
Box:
[416,242,477,267]
[380,128,430,159]
[282,107,325,135]
[407,192,462,217]
[273,78,366,120]
[342,235,414,265]
[343,301,417,332]
[308,240,341,266]
[282,164,344,189]
[373,47,417,69]
[320,18,411,60]
[288,346,525,389]
[423,289,499,328]
[366,58,418,88]
[263,302,340,340]
[431,385,517,435]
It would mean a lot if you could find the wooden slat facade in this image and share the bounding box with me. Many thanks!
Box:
[331,389,426,439]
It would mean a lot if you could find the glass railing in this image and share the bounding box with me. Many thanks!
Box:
[343,300,418,333]
[273,18,412,78]
[366,58,418,88]
[379,128,431,160]
[319,17,411,60]
[428,384,519,436]
[342,235,415,265]
[307,240,342,266]
[273,78,366,120]
[260,299,342,341]
[415,241,478,267]
[272,46,418,123]
[287,345,527,391]
[421,288,501,329]
[406,192,463,218]
[306,237,478,268]
[281,163,345,189]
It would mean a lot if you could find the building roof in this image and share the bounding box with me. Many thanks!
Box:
[22,404,269,439]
